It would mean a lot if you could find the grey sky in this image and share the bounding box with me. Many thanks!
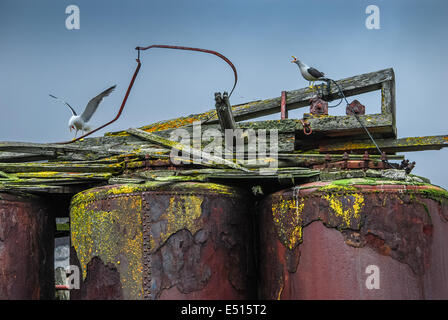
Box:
[0,0,447,188]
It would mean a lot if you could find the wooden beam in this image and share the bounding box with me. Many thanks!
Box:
[0,184,89,194]
[230,68,394,122]
[106,68,395,136]
[239,113,394,141]
[0,151,57,163]
[0,162,122,173]
[0,141,129,156]
[319,135,448,154]
[14,172,113,179]
[127,128,251,172]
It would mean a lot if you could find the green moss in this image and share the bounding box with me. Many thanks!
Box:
[418,187,448,204]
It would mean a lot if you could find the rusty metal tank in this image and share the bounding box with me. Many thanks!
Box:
[70,181,255,300]
[258,178,448,299]
[0,192,54,299]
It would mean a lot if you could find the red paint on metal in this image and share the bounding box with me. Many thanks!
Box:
[0,193,54,299]
[70,183,255,300]
[346,99,366,115]
[313,160,388,170]
[281,91,288,119]
[309,97,328,116]
[258,184,448,299]
[55,285,70,290]
[71,256,124,300]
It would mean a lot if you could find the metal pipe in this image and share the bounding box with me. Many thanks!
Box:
[135,44,238,97]
[57,44,236,144]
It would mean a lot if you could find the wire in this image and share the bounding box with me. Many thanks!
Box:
[316,77,391,167]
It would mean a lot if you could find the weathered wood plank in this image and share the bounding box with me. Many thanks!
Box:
[14,172,113,179]
[106,68,395,136]
[319,135,448,153]
[239,113,394,143]
[0,142,131,161]
[0,162,122,173]
[0,151,57,163]
[0,184,87,194]
[230,68,394,121]
[127,128,251,172]
[1,178,104,186]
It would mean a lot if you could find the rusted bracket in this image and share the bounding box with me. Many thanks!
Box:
[215,92,237,131]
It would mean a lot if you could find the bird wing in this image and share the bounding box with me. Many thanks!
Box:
[49,94,77,116]
[80,85,116,122]
[307,67,325,79]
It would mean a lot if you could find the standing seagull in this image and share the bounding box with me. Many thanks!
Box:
[291,56,325,88]
[49,85,116,138]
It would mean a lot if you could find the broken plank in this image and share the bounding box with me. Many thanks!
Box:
[0,151,57,163]
[14,172,113,179]
[0,141,128,156]
[1,178,106,186]
[319,135,448,154]
[0,162,122,174]
[127,128,251,172]
[0,184,87,194]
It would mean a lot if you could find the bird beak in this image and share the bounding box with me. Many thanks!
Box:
[291,56,297,63]
[70,127,72,132]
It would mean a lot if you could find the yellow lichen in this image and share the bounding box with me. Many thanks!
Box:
[272,196,305,250]
[323,193,364,228]
[70,194,143,299]
[151,195,204,251]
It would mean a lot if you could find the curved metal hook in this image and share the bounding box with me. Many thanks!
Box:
[55,44,236,144]
[135,44,238,97]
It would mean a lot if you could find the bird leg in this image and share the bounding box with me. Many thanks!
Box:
[308,81,315,89]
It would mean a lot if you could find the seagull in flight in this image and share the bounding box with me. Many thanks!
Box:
[291,56,325,88]
[49,85,116,138]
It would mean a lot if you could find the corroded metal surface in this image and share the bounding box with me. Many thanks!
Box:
[346,99,366,115]
[70,182,255,300]
[309,97,328,116]
[0,192,54,299]
[258,179,448,299]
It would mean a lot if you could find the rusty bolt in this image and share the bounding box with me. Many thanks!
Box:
[309,97,329,116]
[406,161,416,174]
[346,100,366,115]
[363,151,370,161]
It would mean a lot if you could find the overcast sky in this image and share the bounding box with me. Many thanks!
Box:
[1,0,447,188]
